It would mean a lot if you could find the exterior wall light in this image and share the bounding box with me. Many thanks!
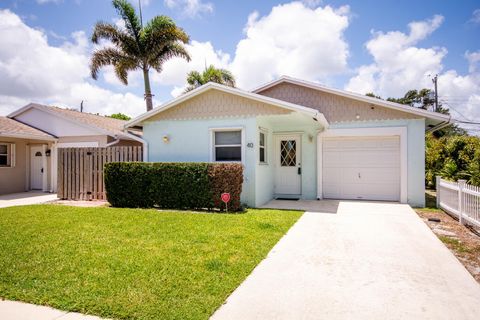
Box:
[355,114,361,120]
[163,135,170,143]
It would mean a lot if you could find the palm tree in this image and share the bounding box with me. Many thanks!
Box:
[90,0,190,111]
[185,65,235,92]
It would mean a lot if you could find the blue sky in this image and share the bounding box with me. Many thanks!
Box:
[0,0,479,124]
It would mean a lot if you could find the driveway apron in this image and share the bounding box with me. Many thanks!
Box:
[212,202,480,320]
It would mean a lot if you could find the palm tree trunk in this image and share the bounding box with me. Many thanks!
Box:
[143,67,153,112]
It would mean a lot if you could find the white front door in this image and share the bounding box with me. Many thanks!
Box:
[275,135,301,195]
[30,146,43,190]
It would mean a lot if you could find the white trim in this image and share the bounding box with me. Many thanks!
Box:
[209,126,245,164]
[126,82,329,128]
[57,141,99,148]
[273,131,305,136]
[41,144,48,192]
[317,126,408,203]
[0,132,56,141]
[51,142,57,192]
[25,144,30,191]
[0,142,14,168]
[253,76,451,123]
[258,128,268,165]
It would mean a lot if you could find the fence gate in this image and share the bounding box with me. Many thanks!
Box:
[57,146,143,200]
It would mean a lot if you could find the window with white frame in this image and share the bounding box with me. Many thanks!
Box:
[0,143,14,167]
[259,130,267,163]
[212,129,242,162]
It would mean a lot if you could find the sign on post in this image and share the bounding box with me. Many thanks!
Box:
[221,193,231,212]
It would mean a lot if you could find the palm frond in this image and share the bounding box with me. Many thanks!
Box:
[112,0,142,46]
[114,57,139,85]
[91,22,139,55]
[90,47,128,80]
[219,68,236,87]
[149,43,191,73]
[142,15,190,56]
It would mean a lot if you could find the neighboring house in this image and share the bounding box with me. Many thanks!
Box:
[126,76,451,208]
[0,103,143,195]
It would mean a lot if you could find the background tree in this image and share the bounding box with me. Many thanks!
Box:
[109,113,131,120]
[366,89,467,137]
[90,0,190,111]
[185,65,235,92]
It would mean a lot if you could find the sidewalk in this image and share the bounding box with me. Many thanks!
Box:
[0,300,104,320]
[0,191,58,208]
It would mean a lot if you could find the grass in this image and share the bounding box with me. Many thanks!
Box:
[0,205,302,320]
[438,236,473,254]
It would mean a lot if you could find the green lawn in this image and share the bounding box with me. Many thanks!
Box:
[0,205,302,320]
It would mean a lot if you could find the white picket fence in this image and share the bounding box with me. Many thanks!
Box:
[436,176,480,228]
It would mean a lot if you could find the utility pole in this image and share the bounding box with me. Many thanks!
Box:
[138,0,143,27]
[432,74,438,112]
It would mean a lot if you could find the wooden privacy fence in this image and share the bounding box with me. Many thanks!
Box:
[436,176,480,229]
[58,146,143,200]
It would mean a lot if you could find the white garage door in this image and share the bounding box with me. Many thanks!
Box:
[322,136,400,201]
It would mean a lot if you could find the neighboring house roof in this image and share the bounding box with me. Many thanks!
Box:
[0,116,56,141]
[252,76,452,125]
[126,82,329,128]
[7,103,143,142]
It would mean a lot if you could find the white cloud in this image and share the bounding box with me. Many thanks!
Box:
[151,40,230,94]
[229,2,350,89]
[346,16,480,124]
[466,51,480,73]
[164,0,214,18]
[0,9,147,117]
[470,9,480,24]
[346,15,446,97]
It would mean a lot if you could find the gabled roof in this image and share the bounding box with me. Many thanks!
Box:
[0,116,56,141]
[252,76,452,123]
[126,82,329,128]
[8,103,132,138]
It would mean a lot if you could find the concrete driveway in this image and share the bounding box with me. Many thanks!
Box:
[212,201,480,320]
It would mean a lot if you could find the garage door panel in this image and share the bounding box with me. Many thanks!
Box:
[323,136,400,201]
[323,151,399,168]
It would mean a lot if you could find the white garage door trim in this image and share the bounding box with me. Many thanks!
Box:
[317,127,407,203]
[57,141,99,148]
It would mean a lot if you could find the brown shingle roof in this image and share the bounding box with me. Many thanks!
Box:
[31,104,128,136]
[0,116,55,140]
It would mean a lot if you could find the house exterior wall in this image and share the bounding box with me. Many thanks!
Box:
[258,83,419,123]
[0,137,53,195]
[255,115,323,206]
[144,117,258,206]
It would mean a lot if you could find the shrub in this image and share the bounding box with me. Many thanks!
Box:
[426,134,480,188]
[104,162,243,211]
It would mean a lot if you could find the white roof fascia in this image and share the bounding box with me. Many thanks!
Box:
[126,82,329,128]
[253,76,451,123]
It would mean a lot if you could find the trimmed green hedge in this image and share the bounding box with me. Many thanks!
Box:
[104,162,243,211]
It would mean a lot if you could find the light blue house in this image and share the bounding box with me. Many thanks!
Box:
[126,76,451,208]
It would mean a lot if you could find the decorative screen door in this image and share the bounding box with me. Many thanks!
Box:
[274,135,301,195]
